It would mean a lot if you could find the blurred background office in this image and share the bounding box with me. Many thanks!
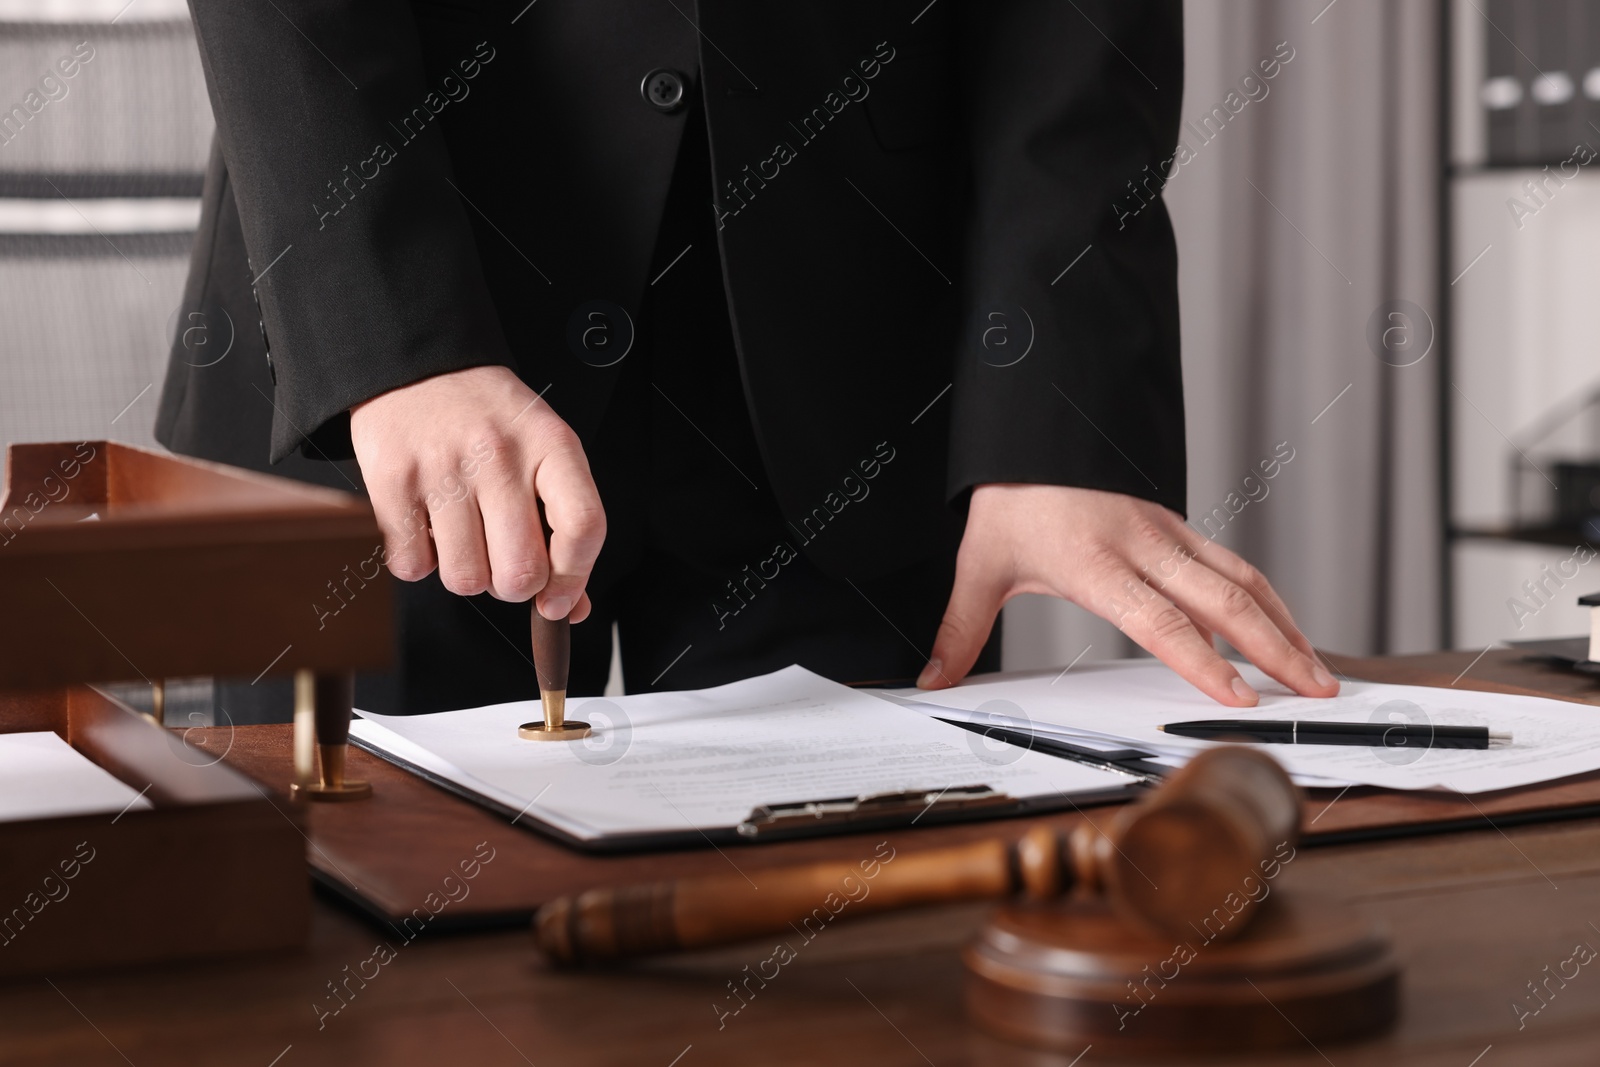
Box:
[1,1,1595,715]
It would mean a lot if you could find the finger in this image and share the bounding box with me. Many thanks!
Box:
[568,591,593,625]
[1157,558,1337,698]
[1098,568,1258,707]
[477,472,548,603]
[533,442,606,620]
[919,549,1008,689]
[367,480,437,583]
[1175,533,1337,692]
[429,485,491,597]
[1177,531,1319,662]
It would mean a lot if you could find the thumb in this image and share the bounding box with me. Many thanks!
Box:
[918,556,1007,689]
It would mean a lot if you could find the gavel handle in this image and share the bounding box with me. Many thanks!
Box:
[533,748,1300,965]
[535,829,1075,965]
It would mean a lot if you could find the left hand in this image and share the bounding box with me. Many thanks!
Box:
[916,484,1339,707]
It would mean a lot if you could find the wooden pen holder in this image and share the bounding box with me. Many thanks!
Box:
[0,440,395,974]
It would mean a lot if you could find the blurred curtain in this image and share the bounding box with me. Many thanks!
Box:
[0,5,210,449]
[1173,0,1442,656]
[1003,0,1442,668]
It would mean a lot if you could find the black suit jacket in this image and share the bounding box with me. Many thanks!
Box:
[156,0,1186,581]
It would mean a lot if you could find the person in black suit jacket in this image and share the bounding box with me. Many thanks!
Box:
[157,0,1338,714]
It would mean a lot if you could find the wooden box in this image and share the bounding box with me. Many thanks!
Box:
[0,441,394,977]
[0,440,391,687]
[0,685,309,978]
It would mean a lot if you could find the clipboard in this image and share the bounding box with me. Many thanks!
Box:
[346,664,1157,854]
[348,731,1148,853]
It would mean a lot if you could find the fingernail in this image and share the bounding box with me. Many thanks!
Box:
[542,595,572,620]
[1311,663,1336,689]
[1231,676,1258,705]
[916,656,943,688]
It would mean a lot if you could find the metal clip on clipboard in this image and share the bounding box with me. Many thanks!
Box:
[736,784,1013,839]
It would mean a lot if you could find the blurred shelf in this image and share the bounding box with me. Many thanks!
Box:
[1450,523,1598,549]
[1448,162,1600,178]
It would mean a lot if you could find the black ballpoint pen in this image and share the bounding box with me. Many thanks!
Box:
[1158,720,1512,749]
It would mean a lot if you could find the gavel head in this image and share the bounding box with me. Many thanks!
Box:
[1074,746,1300,941]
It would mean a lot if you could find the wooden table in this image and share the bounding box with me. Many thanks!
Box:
[5,650,1600,1066]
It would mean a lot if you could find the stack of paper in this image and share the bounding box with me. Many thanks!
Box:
[0,732,152,822]
[350,660,1600,844]
[351,666,1136,843]
[895,661,1600,794]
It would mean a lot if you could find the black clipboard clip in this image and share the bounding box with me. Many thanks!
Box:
[736,784,1013,839]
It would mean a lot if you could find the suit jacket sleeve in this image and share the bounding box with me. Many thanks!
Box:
[947,0,1186,517]
[186,0,515,462]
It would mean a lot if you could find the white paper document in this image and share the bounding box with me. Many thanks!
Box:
[897,660,1600,793]
[0,731,153,822]
[351,665,1135,841]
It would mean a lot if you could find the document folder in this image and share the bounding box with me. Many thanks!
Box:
[349,666,1146,853]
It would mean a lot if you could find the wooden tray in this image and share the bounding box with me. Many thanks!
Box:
[184,648,1600,931]
[0,685,309,978]
[0,440,391,689]
[0,440,395,976]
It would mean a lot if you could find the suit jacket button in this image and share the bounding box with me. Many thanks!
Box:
[640,68,687,113]
[260,321,276,384]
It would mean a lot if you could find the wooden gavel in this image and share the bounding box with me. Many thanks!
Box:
[535,746,1301,964]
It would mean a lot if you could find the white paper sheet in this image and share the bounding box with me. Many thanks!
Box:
[0,731,153,822]
[351,665,1135,840]
[894,661,1600,793]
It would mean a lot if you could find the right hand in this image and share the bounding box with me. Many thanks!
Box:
[919,484,1335,707]
[350,365,606,621]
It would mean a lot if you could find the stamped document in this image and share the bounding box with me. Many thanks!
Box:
[351,665,1136,843]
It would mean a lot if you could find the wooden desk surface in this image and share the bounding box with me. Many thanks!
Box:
[5,650,1600,1067]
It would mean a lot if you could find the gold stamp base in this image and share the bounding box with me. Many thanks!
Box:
[519,721,591,741]
[520,689,587,740]
[290,779,373,801]
[291,742,373,801]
